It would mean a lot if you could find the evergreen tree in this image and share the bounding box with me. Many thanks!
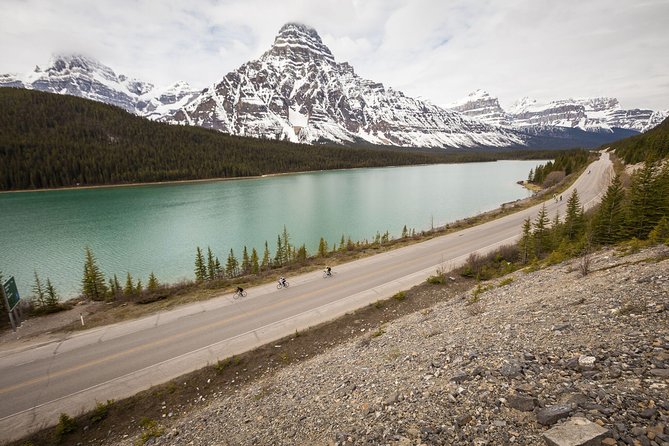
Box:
[592,176,627,245]
[281,226,292,263]
[31,271,46,308]
[250,248,260,274]
[533,204,551,257]
[627,161,663,239]
[111,274,122,299]
[194,247,207,282]
[45,279,59,310]
[241,246,250,275]
[318,237,328,257]
[519,217,533,264]
[147,272,159,292]
[564,189,584,240]
[108,277,115,298]
[648,216,669,244]
[226,249,239,277]
[124,272,135,297]
[81,247,108,301]
[339,234,346,252]
[206,247,217,281]
[261,241,270,271]
[551,211,563,247]
[401,225,408,238]
[135,279,143,296]
[214,257,223,278]
[274,235,285,266]
[296,244,308,264]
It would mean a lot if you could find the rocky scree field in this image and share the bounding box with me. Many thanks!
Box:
[97,246,669,445]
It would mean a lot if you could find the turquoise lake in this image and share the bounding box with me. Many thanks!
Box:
[0,161,540,298]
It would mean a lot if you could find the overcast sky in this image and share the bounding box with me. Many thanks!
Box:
[1,0,668,110]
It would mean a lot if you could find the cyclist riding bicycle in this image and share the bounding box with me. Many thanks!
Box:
[236,286,244,295]
[279,276,287,287]
[325,266,332,276]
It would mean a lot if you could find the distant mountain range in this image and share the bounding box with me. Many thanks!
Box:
[447,89,668,134]
[2,23,666,150]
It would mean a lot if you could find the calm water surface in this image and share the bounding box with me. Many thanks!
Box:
[0,161,538,298]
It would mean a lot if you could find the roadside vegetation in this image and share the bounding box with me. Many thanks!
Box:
[444,156,669,294]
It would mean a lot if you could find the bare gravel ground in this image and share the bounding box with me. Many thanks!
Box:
[100,245,668,446]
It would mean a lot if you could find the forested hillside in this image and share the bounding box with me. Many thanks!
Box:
[608,116,669,163]
[0,89,495,191]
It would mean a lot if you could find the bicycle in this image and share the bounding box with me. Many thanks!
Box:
[277,281,289,289]
[323,270,334,278]
[233,289,247,299]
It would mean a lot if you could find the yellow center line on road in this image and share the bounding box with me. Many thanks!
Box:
[0,251,440,395]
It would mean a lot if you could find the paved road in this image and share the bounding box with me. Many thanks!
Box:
[0,153,612,443]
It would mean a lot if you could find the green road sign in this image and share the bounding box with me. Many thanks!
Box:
[3,277,20,311]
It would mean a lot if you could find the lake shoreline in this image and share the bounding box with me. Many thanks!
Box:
[0,156,551,195]
[0,163,433,194]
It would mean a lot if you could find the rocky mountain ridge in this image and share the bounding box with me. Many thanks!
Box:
[0,54,200,118]
[163,23,524,149]
[449,89,668,133]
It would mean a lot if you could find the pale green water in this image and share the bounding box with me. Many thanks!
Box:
[0,161,538,298]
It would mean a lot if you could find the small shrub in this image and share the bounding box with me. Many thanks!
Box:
[460,253,483,278]
[426,275,445,284]
[90,399,114,424]
[544,249,568,266]
[372,326,385,337]
[469,283,493,303]
[578,250,592,277]
[617,238,646,256]
[54,413,77,441]
[392,291,406,301]
[278,351,290,363]
[373,300,383,309]
[214,355,241,374]
[498,277,514,287]
[137,418,164,445]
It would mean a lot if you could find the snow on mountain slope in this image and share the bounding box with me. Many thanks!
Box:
[0,54,199,117]
[164,23,524,149]
[447,89,509,127]
[451,91,667,134]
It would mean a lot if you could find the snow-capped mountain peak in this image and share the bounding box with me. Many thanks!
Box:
[266,22,335,65]
[448,90,508,126]
[450,93,667,134]
[0,53,198,117]
[164,23,523,148]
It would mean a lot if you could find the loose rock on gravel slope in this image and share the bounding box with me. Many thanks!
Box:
[113,246,668,446]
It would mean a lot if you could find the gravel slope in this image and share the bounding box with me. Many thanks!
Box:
[113,246,669,446]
